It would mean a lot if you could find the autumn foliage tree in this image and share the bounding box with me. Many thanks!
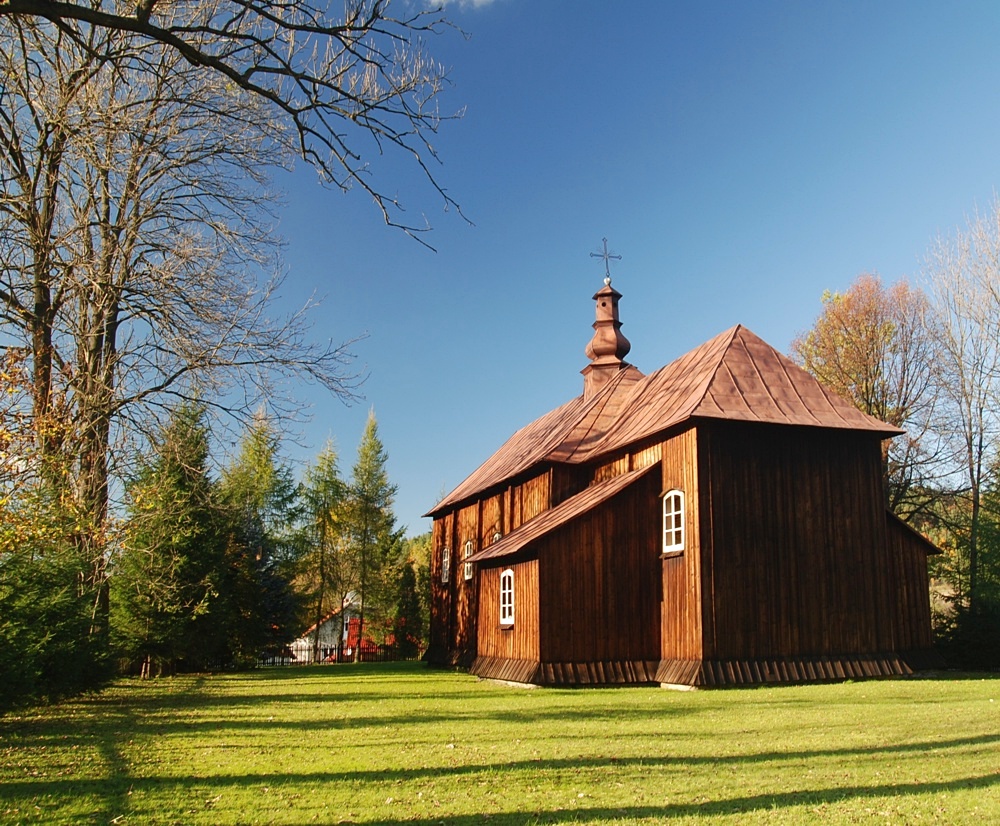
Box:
[795,203,1000,668]
[2,12,363,629]
[1,2,459,694]
[791,273,939,517]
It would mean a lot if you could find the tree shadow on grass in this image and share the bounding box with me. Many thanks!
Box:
[2,732,997,811]
[5,666,998,822]
[353,770,1000,824]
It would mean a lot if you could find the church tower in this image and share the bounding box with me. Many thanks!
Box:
[581,240,631,399]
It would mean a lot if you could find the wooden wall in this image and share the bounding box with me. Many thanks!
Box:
[427,512,454,662]
[884,517,935,651]
[700,420,902,660]
[476,559,540,662]
[429,468,552,665]
[538,470,661,665]
[434,418,936,684]
[514,470,552,527]
[592,455,629,484]
[660,427,703,661]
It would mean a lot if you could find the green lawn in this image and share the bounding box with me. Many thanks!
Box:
[1,663,998,825]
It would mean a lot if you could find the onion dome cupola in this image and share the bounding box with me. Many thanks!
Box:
[582,238,631,398]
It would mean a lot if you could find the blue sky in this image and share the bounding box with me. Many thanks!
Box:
[267,0,1000,536]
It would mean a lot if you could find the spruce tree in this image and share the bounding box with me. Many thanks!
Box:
[218,412,300,666]
[111,404,224,677]
[299,442,350,662]
[347,411,402,657]
[393,561,422,659]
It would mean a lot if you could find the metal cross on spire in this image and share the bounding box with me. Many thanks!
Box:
[590,237,622,285]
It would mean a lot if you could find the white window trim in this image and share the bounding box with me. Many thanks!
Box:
[463,539,475,581]
[499,568,515,627]
[441,547,451,584]
[662,489,685,554]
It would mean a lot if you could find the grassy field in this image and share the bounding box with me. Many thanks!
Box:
[1,663,998,825]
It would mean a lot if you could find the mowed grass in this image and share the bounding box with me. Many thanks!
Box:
[1,663,998,825]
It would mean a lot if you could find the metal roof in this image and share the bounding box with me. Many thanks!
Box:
[427,325,901,517]
[464,463,658,564]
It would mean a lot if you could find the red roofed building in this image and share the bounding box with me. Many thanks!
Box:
[426,277,939,686]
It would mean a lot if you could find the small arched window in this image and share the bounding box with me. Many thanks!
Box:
[499,568,515,627]
[463,539,475,581]
[441,547,451,584]
[662,489,685,554]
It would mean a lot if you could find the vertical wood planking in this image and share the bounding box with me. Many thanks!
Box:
[538,470,661,665]
[427,513,454,660]
[451,502,480,663]
[477,559,540,661]
[703,421,894,660]
[660,427,703,660]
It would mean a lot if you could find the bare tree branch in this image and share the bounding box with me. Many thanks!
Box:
[0,14,367,569]
[0,0,466,243]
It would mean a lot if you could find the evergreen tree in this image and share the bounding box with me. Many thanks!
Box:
[298,442,350,662]
[403,531,433,652]
[393,561,422,659]
[347,411,402,656]
[111,404,225,677]
[1,349,111,707]
[0,489,110,709]
[217,412,300,666]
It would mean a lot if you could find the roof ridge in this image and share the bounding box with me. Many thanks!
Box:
[429,323,903,518]
[426,368,640,516]
[551,365,643,462]
[688,324,742,414]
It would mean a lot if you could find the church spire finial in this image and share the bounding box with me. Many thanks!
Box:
[590,237,621,286]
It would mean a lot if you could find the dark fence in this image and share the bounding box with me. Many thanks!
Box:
[258,642,426,668]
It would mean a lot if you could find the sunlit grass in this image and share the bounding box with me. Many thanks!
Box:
[1,662,998,824]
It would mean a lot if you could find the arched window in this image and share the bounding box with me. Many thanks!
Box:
[463,539,475,581]
[441,547,451,584]
[499,568,515,626]
[662,489,685,554]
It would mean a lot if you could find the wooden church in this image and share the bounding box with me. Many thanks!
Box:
[425,270,939,687]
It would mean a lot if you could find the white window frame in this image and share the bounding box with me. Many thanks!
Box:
[463,539,475,581]
[662,489,685,554]
[499,568,515,627]
[441,547,451,584]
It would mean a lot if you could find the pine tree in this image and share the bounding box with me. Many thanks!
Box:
[298,442,350,662]
[217,412,300,666]
[393,561,422,659]
[111,404,224,677]
[347,411,402,657]
[403,531,432,652]
[0,490,110,708]
[2,350,110,707]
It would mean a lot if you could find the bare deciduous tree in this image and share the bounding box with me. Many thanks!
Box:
[0,15,374,604]
[924,200,1000,612]
[0,0,463,238]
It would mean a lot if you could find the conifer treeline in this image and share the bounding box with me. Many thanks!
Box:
[0,403,428,709]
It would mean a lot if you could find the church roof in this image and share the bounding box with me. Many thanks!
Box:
[464,463,658,563]
[427,324,901,517]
